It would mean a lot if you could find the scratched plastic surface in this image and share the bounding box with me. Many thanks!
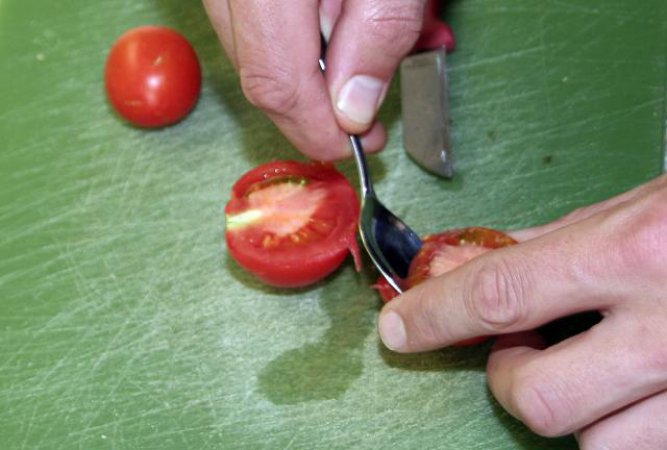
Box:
[1,0,665,449]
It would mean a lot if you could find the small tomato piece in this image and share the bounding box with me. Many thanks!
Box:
[225,160,361,288]
[376,227,517,346]
[407,227,517,287]
[105,26,202,128]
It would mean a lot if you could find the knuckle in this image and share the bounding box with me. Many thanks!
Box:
[644,339,667,373]
[364,0,423,55]
[465,258,527,332]
[613,187,667,276]
[510,372,572,437]
[621,316,667,374]
[239,64,300,117]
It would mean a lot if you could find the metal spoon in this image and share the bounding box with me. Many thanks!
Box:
[319,48,423,293]
[348,135,423,293]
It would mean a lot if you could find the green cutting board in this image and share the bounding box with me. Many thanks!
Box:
[1,0,665,448]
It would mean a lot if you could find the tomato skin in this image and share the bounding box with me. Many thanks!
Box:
[231,160,346,199]
[376,227,517,346]
[414,0,456,52]
[374,278,401,302]
[105,26,202,128]
[225,161,361,288]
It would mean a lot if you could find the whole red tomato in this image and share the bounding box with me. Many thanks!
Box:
[225,160,361,288]
[375,227,517,345]
[105,26,202,128]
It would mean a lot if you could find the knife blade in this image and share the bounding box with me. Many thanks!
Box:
[400,47,453,178]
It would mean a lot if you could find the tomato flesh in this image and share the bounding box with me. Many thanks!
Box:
[376,227,517,345]
[407,227,517,288]
[225,161,361,288]
[105,26,202,128]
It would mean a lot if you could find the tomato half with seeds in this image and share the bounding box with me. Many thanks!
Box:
[225,160,361,288]
[375,227,517,345]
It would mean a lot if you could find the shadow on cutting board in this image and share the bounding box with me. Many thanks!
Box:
[256,265,377,405]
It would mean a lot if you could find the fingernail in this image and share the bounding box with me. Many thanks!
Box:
[319,11,333,43]
[379,310,407,351]
[319,0,339,43]
[336,75,384,125]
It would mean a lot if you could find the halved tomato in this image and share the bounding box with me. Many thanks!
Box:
[375,227,517,345]
[225,160,361,288]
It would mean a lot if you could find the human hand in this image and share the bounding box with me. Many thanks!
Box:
[378,175,667,448]
[203,0,433,160]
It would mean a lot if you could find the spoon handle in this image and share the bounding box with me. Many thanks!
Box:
[318,45,375,198]
[349,135,374,198]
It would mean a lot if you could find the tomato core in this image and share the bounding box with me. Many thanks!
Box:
[227,179,324,235]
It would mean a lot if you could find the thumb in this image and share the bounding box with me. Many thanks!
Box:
[324,0,426,134]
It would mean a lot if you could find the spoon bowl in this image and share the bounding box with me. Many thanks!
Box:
[349,136,423,293]
[319,46,422,292]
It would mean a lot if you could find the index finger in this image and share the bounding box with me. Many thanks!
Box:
[378,214,622,353]
[228,0,386,160]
